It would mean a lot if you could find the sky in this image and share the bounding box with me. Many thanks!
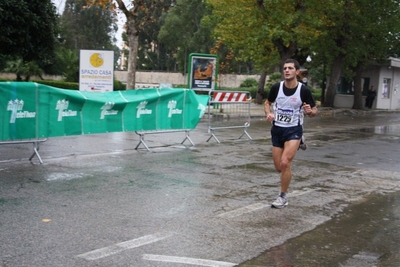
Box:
[52,0,65,14]
[51,0,126,48]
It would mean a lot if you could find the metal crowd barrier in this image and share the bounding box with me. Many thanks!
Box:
[132,86,200,151]
[207,90,252,143]
[0,139,47,164]
[134,130,194,151]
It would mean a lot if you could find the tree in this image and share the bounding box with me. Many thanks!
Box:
[85,0,175,89]
[309,0,400,108]
[158,0,214,74]
[207,0,400,108]
[206,0,319,103]
[60,0,117,50]
[346,0,400,109]
[134,0,175,71]
[4,59,43,81]
[57,48,80,82]
[0,0,59,73]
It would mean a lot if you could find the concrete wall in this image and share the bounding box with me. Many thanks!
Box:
[114,71,263,88]
[1,71,263,89]
[0,73,63,81]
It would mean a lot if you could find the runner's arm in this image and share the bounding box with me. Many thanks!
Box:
[301,86,318,117]
[264,100,276,123]
[264,83,279,122]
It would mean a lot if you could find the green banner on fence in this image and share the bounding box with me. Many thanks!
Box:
[0,82,208,141]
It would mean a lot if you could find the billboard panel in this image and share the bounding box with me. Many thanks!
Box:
[187,53,218,90]
[79,50,114,92]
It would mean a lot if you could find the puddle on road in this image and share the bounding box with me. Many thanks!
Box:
[225,163,274,172]
[237,192,400,267]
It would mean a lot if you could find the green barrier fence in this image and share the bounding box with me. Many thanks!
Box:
[0,82,209,141]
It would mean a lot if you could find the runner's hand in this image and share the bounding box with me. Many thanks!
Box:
[303,102,312,115]
[266,113,274,123]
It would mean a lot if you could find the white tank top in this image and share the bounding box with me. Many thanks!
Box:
[273,81,304,127]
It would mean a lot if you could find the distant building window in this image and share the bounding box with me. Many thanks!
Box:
[382,78,391,99]
[337,77,370,95]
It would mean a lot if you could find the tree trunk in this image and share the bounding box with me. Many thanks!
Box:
[274,40,297,80]
[352,64,364,109]
[255,67,267,104]
[323,56,343,107]
[321,63,327,105]
[275,41,297,69]
[126,19,138,90]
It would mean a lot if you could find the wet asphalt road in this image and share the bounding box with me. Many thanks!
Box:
[1,107,400,267]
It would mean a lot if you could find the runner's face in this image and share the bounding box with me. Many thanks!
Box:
[283,63,298,81]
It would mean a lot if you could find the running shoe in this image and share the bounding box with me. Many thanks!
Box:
[299,135,307,150]
[271,196,288,209]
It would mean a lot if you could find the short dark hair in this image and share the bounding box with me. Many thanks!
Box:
[284,59,300,70]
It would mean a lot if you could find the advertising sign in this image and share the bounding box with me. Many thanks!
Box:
[79,50,114,92]
[187,53,218,90]
[0,82,209,141]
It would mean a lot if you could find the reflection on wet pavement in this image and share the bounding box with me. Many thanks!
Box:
[237,192,400,267]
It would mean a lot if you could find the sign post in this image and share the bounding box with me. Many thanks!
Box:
[79,50,114,92]
[187,53,218,90]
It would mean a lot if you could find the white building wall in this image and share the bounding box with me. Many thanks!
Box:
[387,67,400,109]
[334,62,400,110]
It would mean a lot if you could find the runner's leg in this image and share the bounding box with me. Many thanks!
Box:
[279,139,301,193]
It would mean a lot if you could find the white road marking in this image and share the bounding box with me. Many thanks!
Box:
[76,232,173,261]
[143,254,237,267]
[217,202,269,219]
[77,189,323,262]
[218,188,322,219]
[290,188,319,197]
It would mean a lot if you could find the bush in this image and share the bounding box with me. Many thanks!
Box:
[113,79,126,91]
[240,78,258,88]
[33,80,79,90]
[265,72,282,89]
[309,86,322,102]
[27,79,126,91]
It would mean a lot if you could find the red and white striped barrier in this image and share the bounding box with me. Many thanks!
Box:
[213,92,249,102]
[207,90,252,143]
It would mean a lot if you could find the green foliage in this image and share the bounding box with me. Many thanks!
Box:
[307,0,400,107]
[4,59,43,81]
[32,78,126,91]
[0,0,59,65]
[240,78,258,88]
[60,0,117,51]
[217,83,321,103]
[0,75,125,91]
[0,55,10,71]
[205,0,318,70]
[309,86,322,102]
[135,0,175,71]
[113,79,126,91]
[34,80,79,90]
[265,72,282,89]
[158,0,214,73]
[56,48,79,82]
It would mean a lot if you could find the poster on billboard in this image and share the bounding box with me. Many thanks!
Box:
[187,53,218,90]
[79,50,114,92]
